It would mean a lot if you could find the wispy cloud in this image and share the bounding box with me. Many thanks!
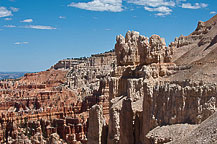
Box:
[14,42,29,45]
[21,19,33,23]
[0,7,12,18]
[127,0,175,7]
[210,11,216,14]
[3,25,16,28]
[10,7,19,12]
[68,0,123,12]
[23,25,56,30]
[59,16,66,19]
[127,1,208,16]
[155,12,169,16]
[127,0,176,16]
[144,6,172,16]
[4,17,12,21]
[67,0,210,16]
[181,3,208,9]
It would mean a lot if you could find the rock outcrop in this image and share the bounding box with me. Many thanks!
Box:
[115,31,173,66]
[141,81,217,143]
[106,15,217,144]
[87,105,105,144]
[66,51,116,101]
[107,31,178,144]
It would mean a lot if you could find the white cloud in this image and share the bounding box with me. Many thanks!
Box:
[155,12,170,16]
[0,7,12,18]
[68,0,123,12]
[182,3,208,9]
[144,6,172,13]
[23,25,56,30]
[10,7,19,12]
[59,16,66,19]
[200,3,208,8]
[21,19,33,23]
[14,42,29,45]
[144,6,172,16]
[210,11,216,14]
[4,17,12,21]
[127,0,176,16]
[3,25,16,28]
[127,0,175,7]
[67,0,211,16]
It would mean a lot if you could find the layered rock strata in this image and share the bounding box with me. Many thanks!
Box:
[0,68,101,143]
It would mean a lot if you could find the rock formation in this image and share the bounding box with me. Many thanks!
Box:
[87,105,105,144]
[115,31,173,66]
[0,69,89,143]
[0,14,217,144]
[66,51,116,101]
[105,14,217,144]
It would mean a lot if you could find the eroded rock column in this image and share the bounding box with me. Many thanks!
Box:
[87,104,105,144]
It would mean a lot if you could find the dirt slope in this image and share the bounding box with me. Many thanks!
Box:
[170,14,217,83]
[170,112,217,144]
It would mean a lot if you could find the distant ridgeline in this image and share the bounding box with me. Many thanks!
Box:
[52,49,115,70]
[0,72,26,80]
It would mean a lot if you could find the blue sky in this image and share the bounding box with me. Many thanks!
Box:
[0,0,216,72]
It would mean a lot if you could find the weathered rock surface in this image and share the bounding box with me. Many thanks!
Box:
[115,31,173,66]
[0,69,89,143]
[106,14,217,144]
[87,104,105,144]
[66,51,116,101]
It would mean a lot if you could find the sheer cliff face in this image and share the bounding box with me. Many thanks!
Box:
[104,15,217,144]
